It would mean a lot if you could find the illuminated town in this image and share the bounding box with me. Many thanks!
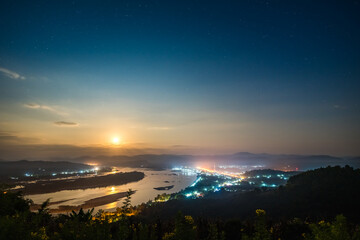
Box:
[155,166,298,202]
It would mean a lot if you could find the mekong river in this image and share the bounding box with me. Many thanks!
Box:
[26,168,197,212]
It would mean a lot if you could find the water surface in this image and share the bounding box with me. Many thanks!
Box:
[27,168,197,212]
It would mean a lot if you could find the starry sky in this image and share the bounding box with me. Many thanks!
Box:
[0,0,359,159]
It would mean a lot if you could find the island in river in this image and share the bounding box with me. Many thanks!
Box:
[31,192,131,213]
[154,185,174,190]
[17,171,145,195]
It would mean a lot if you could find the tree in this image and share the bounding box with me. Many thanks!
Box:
[122,189,136,215]
[69,208,94,222]
[163,212,196,240]
[0,185,31,216]
[243,209,271,240]
[305,215,353,240]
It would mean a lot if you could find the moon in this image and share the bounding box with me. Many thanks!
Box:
[112,137,120,145]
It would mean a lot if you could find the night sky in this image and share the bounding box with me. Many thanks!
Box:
[0,0,359,158]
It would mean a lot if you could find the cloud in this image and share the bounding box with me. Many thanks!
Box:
[333,104,348,110]
[147,126,172,130]
[0,67,25,80]
[0,135,20,141]
[54,121,79,127]
[171,145,189,148]
[24,103,66,115]
[25,103,54,111]
[0,131,37,143]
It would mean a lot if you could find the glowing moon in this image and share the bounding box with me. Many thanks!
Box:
[112,137,120,145]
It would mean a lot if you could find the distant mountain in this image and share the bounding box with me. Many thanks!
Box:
[0,160,92,178]
[51,154,195,170]
[48,152,360,171]
[231,152,342,161]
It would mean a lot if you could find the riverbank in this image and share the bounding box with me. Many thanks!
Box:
[30,191,130,213]
[18,171,144,195]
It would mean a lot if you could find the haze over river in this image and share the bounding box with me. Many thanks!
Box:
[26,168,197,212]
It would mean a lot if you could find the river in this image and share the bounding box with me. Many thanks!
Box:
[26,167,197,212]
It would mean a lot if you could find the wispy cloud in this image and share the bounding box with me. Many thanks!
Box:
[0,135,19,141]
[54,121,79,127]
[147,126,172,130]
[0,67,25,80]
[25,103,55,111]
[333,104,347,110]
[24,103,66,115]
[0,131,37,143]
[0,143,174,160]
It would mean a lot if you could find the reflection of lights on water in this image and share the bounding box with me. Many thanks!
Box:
[111,167,118,174]
[190,177,202,187]
[104,201,118,210]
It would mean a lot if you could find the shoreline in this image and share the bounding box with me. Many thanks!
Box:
[18,171,144,195]
[30,192,129,214]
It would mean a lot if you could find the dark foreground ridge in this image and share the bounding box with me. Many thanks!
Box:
[18,171,145,195]
[140,165,360,222]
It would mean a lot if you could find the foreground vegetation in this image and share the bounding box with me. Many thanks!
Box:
[1,166,360,239]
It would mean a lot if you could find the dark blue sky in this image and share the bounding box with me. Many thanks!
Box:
[0,0,359,156]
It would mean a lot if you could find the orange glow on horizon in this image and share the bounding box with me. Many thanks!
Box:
[197,167,244,180]
[86,162,98,166]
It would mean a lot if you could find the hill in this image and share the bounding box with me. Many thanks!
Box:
[48,152,360,171]
[0,160,92,181]
[139,165,360,222]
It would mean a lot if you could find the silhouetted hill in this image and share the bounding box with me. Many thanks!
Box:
[0,160,92,178]
[48,152,360,170]
[139,166,360,222]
